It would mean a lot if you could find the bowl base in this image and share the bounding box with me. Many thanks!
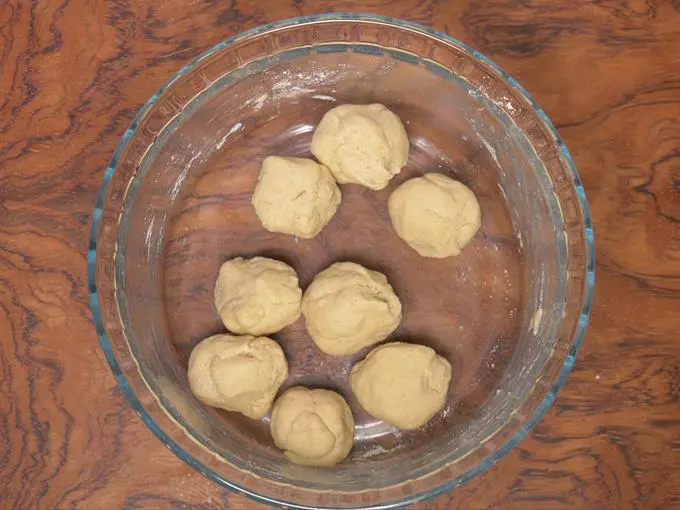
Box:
[162,102,523,463]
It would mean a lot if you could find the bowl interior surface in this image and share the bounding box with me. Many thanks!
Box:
[93,16,592,509]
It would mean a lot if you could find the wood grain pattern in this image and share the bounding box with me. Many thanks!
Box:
[1,0,679,509]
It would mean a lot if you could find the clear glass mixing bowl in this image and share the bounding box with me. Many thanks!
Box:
[88,14,594,510]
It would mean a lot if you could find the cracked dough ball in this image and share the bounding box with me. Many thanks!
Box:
[388,173,481,258]
[301,262,402,356]
[252,156,341,239]
[311,104,409,190]
[188,334,288,419]
[270,387,354,466]
[350,342,452,430]
[214,257,302,336]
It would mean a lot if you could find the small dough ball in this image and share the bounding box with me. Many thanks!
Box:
[311,104,409,190]
[214,257,301,336]
[388,173,481,258]
[270,387,354,466]
[188,334,288,419]
[350,342,451,429]
[252,156,341,239]
[302,262,402,356]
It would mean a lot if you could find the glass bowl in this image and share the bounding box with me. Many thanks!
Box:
[88,13,594,510]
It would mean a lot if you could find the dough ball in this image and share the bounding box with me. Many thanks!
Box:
[388,173,481,258]
[188,334,288,419]
[301,262,402,356]
[214,257,302,336]
[350,342,451,429]
[311,104,409,190]
[270,387,354,466]
[252,156,341,239]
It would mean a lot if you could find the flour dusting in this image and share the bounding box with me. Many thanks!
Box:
[215,122,243,150]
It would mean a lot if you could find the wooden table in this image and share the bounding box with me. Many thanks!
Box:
[2,1,679,508]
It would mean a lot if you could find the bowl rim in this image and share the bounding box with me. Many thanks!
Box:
[87,12,595,510]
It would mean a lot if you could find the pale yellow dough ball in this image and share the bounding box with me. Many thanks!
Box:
[214,257,301,336]
[270,386,355,466]
[350,342,451,430]
[188,334,288,419]
[388,173,481,258]
[311,104,409,190]
[301,262,402,356]
[252,156,341,239]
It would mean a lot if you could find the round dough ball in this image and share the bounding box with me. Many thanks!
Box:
[301,262,402,356]
[388,173,481,258]
[252,156,341,239]
[350,342,451,429]
[311,104,409,190]
[188,334,288,419]
[214,257,302,336]
[270,387,354,466]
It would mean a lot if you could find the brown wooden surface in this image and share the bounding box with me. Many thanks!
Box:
[1,0,679,508]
